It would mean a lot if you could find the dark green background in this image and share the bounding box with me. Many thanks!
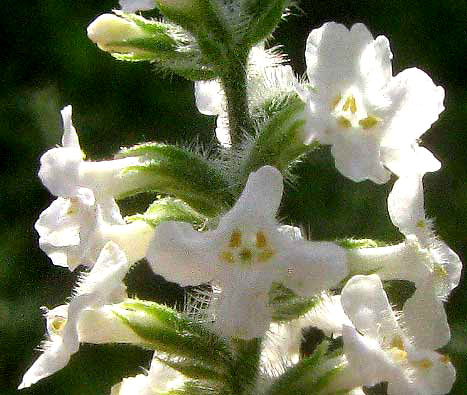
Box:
[2,1,465,394]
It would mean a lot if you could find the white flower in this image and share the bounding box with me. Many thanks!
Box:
[19,242,132,389]
[35,196,153,270]
[111,354,186,395]
[147,166,347,339]
[340,274,455,395]
[119,0,156,13]
[195,46,298,147]
[304,22,444,184]
[39,105,145,201]
[347,235,461,350]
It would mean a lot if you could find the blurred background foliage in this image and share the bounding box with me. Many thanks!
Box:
[1,0,465,394]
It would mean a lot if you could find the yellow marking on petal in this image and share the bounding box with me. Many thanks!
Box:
[229,229,242,248]
[51,317,67,333]
[342,95,357,114]
[434,264,448,278]
[331,94,342,110]
[257,249,275,263]
[359,116,379,129]
[391,336,405,351]
[239,248,252,263]
[416,219,426,228]
[411,359,433,369]
[256,231,267,248]
[337,116,352,129]
[440,354,451,364]
[220,251,234,264]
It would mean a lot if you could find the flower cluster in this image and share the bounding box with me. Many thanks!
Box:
[20,1,461,394]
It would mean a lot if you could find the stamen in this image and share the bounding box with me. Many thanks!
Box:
[391,336,405,350]
[411,359,433,369]
[440,355,451,364]
[331,94,342,110]
[220,251,234,264]
[359,116,379,129]
[51,317,67,333]
[229,229,242,248]
[434,264,448,278]
[256,231,267,248]
[343,95,357,114]
[416,219,425,228]
[337,116,352,129]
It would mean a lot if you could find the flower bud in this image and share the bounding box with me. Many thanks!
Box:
[87,14,149,55]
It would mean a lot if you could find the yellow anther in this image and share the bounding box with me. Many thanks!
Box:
[220,251,234,264]
[256,231,267,248]
[391,336,405,351]
[229,229,242,248]
[239,248,253,263]
[51,317,67,333]
[359,116,379,129]
[258,249,275,263]
[390,348,408,363]
[416,219,425,228]
[337,116,352,128]
[434,264,448,278]
[343,95,357,114]
[440,354,451,364]
[411,359,433,369]
[331,94,342,110]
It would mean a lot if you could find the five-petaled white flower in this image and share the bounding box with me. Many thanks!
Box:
[304,22,444,184]
[111,353,187,395]
[19,242,132,389]
[35,195,153,270]
[339,274,455,395]
[147,166,348,339]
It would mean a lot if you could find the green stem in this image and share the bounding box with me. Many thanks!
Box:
[220,52,255,146]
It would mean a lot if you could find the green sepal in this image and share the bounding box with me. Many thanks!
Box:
[223,338,262,394]
[117,143,233,216]
[265,341,330,395]
[336,238,388,250]
[155,356,226,383]
[115,299,232,368]
[269,283,322,322]
[240,95,317,179]
[127,197,207,228]
[239,0,291,48]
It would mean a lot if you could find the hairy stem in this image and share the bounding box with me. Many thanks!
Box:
[220,52,255,146]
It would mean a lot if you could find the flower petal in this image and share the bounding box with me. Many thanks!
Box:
[211,280,272,339]
[119,0,156,12]
[220,166,283,227]
[306,22,374,93]
[195,80,224,116]
[342,325,399,388]
[331,135,391,184]
[341,275,401,342]
[277,240,348,297]
[402,286,450,350]
[381,68,445,147]
[147,221,216,287]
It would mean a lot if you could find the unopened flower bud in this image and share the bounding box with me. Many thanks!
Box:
[87,14,149,55]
